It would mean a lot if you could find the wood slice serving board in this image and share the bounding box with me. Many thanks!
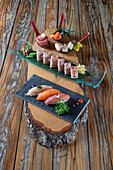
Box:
[24,28,89,147]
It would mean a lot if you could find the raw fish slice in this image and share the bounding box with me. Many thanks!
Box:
[36,33,49,47]
[36,89,61,101]
[44,93,70,105]
[25,85,52,96]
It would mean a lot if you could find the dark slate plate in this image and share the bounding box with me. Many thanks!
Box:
[15,74,90,124]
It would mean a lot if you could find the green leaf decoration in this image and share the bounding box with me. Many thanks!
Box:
[27,43,31,51]
[71,41,77,46]
[18,50,23,56]
[28,52,36,58]
[37,85,42,89]
[64,30,76,33]
[55,99,70,115]
[56,27,76,35]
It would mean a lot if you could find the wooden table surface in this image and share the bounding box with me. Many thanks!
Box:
[0,0,113,169]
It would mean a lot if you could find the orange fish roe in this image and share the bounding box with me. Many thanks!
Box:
[78,99,84,103]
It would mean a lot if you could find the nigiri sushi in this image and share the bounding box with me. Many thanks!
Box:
[25,85,52,96]
[44,93,70,105]
[36,89,61,100]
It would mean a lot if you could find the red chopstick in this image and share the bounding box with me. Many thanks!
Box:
[77,32,90,43]
[31,20,40,36]
[58,13,65,28]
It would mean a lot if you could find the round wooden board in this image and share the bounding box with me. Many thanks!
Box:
[25,28,88,147]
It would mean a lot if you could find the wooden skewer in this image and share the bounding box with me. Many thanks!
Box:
[77,32,90,43]
[31,20,40,36]
[58,13,65,28]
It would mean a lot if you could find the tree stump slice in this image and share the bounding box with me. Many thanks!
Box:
[24,28,89,147]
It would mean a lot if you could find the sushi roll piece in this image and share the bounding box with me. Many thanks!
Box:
[58,59,65,72]
[22,45,27,56]
[43,52,51,64]
[71,66,78,78]
[44,93,70,105]
[37,49,43,61]
[36,33,49,47]
[36,89,61,101]
[25,85,52,96]
[50,55,58,68]
[64,62,71,75]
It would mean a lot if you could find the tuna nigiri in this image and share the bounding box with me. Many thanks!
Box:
[44,93,70,105]
[25,85,52,96]
[36,89,61,100]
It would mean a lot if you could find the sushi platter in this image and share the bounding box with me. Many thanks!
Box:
[7,13,106,147]
[8,37,106,88]
[15,75,90,124]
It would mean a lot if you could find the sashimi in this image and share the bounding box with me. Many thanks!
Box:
[25,85,52,96]
[36,89,61,100]
[36,33,49,47]
[44,93,70,105]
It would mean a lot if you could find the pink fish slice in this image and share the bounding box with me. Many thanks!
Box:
[44,93,70,105]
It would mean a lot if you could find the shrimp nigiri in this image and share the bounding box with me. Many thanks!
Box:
[44,93,70,105]
[25,85,52,96]
[36,89,61,100]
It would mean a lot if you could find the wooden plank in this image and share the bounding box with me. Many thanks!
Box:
[0,0,20,73]
[77,0,113,169]
[0,0,35,169]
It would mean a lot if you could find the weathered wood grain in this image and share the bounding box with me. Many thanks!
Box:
[0,0,20,73]
[78,0,113,169]
[0,0,112,169]
[0,0,33,169]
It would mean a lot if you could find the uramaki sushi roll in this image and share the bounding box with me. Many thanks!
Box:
[43,52,51,64]
[58,59,65,72]
[37,49,43,61]
[64,62,71,75]
[71,66,78,78]
[50,55,58,68]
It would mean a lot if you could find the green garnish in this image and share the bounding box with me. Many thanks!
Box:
[28,52,36,58]
[27,43,31,51]
[55,99,70,115]
[37,85,42,89]
[56,26,76,36]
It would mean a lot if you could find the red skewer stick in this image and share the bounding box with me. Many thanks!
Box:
[77,32,90,43]
[31,20,40,36]
[58,13,65,28]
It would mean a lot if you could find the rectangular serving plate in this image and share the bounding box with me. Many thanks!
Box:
[7,39,106,88]
[15,74,90,124]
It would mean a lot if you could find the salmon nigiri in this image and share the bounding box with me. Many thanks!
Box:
[25,85,52,96]
[44,93,70,105]
[36,89,61,100]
